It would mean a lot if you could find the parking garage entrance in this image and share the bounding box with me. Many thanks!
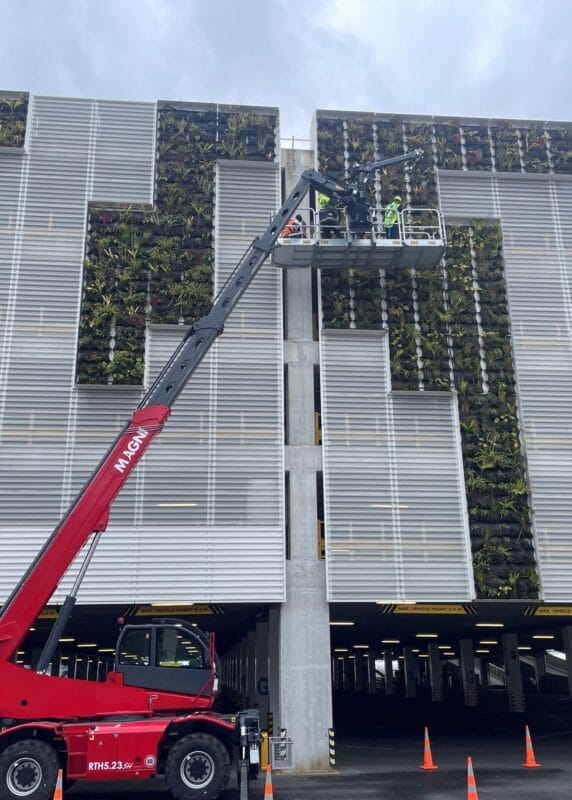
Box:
[330,601,572,739]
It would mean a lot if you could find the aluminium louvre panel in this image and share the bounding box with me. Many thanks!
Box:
[320,328,474,602]
[0,101,285,604]
[439,170,572,601]
[0,95,156,602]
[131,160,285,602]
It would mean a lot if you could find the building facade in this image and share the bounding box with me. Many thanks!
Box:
[1,91,572,769]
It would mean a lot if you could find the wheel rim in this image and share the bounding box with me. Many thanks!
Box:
[180,750,215,790]
[6,757,43,797]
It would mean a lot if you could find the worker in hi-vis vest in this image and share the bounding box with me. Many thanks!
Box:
[384,195,402,239]
[317,191,338,239]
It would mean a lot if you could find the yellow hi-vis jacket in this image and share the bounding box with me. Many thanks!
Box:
[318,192,330,210]
[384,200,400,228]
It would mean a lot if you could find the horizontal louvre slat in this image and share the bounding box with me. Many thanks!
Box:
[321,328,473,602]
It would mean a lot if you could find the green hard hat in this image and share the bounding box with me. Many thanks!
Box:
[394,195,402,202]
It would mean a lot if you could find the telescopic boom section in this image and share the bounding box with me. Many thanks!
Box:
[0,156,421,661]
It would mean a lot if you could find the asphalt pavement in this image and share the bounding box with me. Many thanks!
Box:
[67,729,572,799]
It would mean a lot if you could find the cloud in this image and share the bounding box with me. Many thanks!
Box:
[1,0,570,138]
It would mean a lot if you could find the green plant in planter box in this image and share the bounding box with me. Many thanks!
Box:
[405,123,438,212]
[0,94,28,147]
[445,221,538,598]
[376,122,407,205]
[218,109,276,161]
[463,126,492,171]
[491,126,522,172]
[547,128,572,174]
[344,119,374,165]
[433,122,463,170]
[317,117,346,179]
[521,126,549,173]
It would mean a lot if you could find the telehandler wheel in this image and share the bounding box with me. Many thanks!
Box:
[0,739,59,800]
[165,732,231,799]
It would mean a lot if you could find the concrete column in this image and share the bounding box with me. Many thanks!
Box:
[502,632,525,712]
[383,650,395,696]
[228,645,235,693]
[278,149,333,773]
[50,651,62,678]
[255,622,270,726]
[367,652,377,693]
[280,562,333,770]
[428,643,443,701]
[561,626,572,697]
[403,647,417,698]
[339,656,348,690]
[246,630,256,707]
[533,652,546,693]
[477,657,489,689]
[239,637,248,707]
[268,607,280,729]
[354,654,365,691]
[459,639,478,706]
[342,656,353,691]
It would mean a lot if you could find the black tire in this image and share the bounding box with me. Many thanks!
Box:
[0,739,59,800]
[165,733,231,800]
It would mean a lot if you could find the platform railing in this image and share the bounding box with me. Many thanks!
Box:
[400,208,446,242]
[276,206,445,246]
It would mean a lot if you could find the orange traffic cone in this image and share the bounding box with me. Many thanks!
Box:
[418,726,438,770]
[467,757,479,800]
[522,724,541,768]
[264,765,274,800]
[53,769,63,800]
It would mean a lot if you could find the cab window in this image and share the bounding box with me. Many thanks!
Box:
[118,628,150,666]
[156,628,206,669]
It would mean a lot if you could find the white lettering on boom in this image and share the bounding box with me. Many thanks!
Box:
[114,428,150,474]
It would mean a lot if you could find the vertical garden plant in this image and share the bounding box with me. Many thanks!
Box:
[316,110,539,598]
[0,92,28,147]
[77,104,277,384]
[463,126,493,171]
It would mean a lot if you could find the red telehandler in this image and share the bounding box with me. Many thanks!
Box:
[0,151,419,800]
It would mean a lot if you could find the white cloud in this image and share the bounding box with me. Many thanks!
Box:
[0,0,570,137]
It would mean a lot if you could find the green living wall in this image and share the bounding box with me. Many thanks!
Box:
[0,92,28,147]
[77,105,277,384]
[317,114,541,599]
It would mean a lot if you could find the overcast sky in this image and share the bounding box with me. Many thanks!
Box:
[2,0,571,141]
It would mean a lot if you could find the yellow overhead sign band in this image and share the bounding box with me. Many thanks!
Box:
[392,604,467,615]
[533,606,572,617]
[38,608,59,620]
[135,604,214,616]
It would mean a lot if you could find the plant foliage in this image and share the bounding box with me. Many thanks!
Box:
[0,94,28,147]
[316,113,540,598]
[77,105,277,384]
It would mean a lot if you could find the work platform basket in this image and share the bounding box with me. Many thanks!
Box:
[269,736,294,769]
[271,207,446,271]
